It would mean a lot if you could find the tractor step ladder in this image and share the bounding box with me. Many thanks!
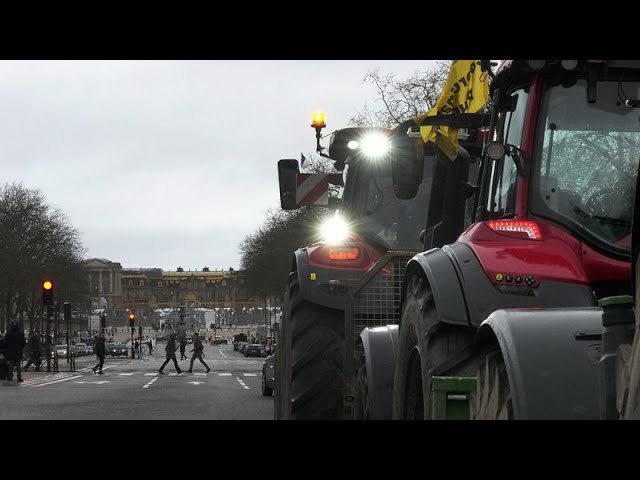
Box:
[431,376,477,420]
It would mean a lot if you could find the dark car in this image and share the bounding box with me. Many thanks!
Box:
[245,344,267,358]
[262,350,275,396]
[106,342,129,357]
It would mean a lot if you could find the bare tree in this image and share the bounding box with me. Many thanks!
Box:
[349,61,451,128]
[0,183,87,333]
[239,207,327,298]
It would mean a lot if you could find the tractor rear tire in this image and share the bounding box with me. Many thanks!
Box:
[392,274,473,419]
[281,271,345,420]
[353,355,369,420]
[262,367,273,397]
[469,351,513,420]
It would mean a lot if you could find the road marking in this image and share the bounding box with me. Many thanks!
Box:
[219,349,227,358]
[236,377,250,390]
[188,381,204,385]
[144,373,158,376]
[119,373,134,376]
[142,377,158,389]
[34,375,83,387]
[74,381,110,384]
[193,373,207,376]
[243,373,257,377]
[218,373,232,376]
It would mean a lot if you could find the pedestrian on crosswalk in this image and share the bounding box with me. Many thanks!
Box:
[92,331,106,375]
[187,332,211,374]
[159,333,182,374]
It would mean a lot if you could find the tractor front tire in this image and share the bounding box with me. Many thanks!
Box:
[283,271,345,420]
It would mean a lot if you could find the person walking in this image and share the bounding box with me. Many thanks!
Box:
[187,332,211,373]
[23,331,42,372]
[92,332,106,374]
[178,337,187,360]
[4,320,26,383]
[159,333,182,374]
[147,339,153,355]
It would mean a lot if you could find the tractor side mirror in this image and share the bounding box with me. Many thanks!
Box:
[278,159,300,210]
[391,135,424,200]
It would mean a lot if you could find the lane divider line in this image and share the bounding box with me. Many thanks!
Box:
[33,375,83,387]
[142,377,159,389]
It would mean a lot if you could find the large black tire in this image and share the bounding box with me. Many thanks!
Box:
[468,351,513,420]
[392,274,474,419]
[262,367,273,397]
[277,271,345,420]
[353,346,369,420]
[623,254,640,419]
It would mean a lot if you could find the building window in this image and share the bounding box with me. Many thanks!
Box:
[158,281,163,287]
[128,280,133,287]
[139,280,145,287]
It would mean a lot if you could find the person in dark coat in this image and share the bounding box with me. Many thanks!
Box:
[5,320,26,383]
[187,332,210,373]
[147,339,153,355]
[92,332,106,374]
[178,336,187,360]
[159,333,182,374]
[23,331,42,371]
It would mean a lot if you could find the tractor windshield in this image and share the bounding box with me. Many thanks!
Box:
[531,78,640,255]
[344,158,429,250]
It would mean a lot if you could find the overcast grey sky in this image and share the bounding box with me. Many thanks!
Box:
[0,60,438,271]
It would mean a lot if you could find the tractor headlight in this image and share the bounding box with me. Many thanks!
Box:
[360,133,390,159]
[319,212,351,244]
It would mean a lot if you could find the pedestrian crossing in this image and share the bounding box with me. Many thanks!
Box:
[13,370,265,388]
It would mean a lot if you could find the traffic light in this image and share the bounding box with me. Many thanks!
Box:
[42,280,54,306]
[128,313,135,327]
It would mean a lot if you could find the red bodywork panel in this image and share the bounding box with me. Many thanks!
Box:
[515,75,542,219]
[307,238,386,272]
[459,220,630,287]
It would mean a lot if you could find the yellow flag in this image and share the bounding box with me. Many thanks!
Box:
[413,60,489,160]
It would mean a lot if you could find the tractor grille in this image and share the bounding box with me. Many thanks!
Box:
[351,255,410,346]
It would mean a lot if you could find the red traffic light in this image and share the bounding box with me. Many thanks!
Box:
[42,280,53,291]
[128,312,135,327]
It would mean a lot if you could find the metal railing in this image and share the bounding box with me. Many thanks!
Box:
[342,250,416,417]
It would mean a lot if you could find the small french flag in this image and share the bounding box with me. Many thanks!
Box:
[301,152,311,169]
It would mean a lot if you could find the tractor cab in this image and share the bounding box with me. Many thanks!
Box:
[476,60,640,297]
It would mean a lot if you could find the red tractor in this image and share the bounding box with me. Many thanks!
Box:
[357,60,640,419]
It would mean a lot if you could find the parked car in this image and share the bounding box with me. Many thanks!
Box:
[262,350,275,396]
[106,342,129,357]
[54,344,76,358]
[74,343,90,356]
[245,344,267,358]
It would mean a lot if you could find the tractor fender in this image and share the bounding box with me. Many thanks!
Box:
[359,325,399,420]
[293,248,345,311]
[477,308,603,419]
[405,242,596,328]
[404,248,470,326]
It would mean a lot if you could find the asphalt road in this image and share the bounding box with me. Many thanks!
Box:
[0,344,274,420]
